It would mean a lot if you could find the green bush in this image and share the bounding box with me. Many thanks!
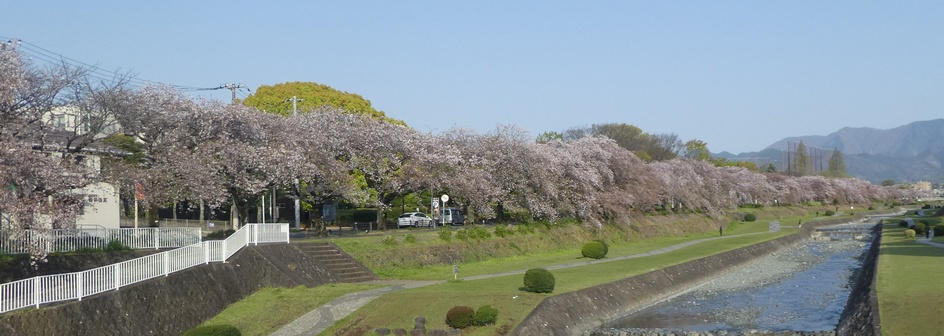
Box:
[445,305,475,329]
[494,225,512,238]
[104,240,131,253]
[915,223,926,235]
[183,324,242,336]
[523,268,555,293]
[438,228,452,242]
[516,225,534,235]
[935,224,944,237]
[905,229,916,238]
[471,227,492,240]
[456,229,469,241]
[205,229,235,240]
[473,305,499,326]
[581,241,606,259]
[899,220,910,228]
[743,213,757,222]
[351,210,377,222]
[404,234,416,244]
[593,239,609,256]
[868,206,875,210]
[824,210,836,216]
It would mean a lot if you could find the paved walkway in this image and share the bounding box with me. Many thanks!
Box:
[270,232,766,336]
[916,233,944,248]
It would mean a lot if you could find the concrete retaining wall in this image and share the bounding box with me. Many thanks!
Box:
[512,216,881,336]
[835,224,882,336]
[0,243,351,336]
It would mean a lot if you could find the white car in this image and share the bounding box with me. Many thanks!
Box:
[397,212,434,228]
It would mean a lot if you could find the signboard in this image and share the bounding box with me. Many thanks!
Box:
[769,221,781,232]
[322,203,337,221]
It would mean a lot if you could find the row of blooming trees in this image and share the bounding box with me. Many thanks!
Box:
[1,42,923,254]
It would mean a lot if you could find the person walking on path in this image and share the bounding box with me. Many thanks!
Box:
[719,226,723,236]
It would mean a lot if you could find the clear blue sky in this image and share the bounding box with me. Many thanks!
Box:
[4,1,943,153]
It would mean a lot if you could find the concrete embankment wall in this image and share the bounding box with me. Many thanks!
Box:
[835,224,882,336]
[512,215,883,336]
[0,243,343,336]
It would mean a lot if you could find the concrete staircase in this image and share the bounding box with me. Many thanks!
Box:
[296,242,379,283]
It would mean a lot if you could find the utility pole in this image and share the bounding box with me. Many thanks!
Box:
[223,83,248,102]
[287,96,303,229]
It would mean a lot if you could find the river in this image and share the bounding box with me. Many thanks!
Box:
[598,226,872,334]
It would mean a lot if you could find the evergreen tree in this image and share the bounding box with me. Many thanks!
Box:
[792,142,812,176]
[824,148,848,177]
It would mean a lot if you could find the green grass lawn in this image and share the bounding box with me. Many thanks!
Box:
[322,231,793,335]
[190,284,381,336]
[877,224,944,336]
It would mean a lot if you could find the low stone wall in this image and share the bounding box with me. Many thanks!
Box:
[835,224,882,336]
[0,243,350,336]
[512,215,881,336]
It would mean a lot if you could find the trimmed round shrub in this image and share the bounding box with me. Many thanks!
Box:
[593,239,609,255]
[905,229,916,238]
[824,210,836,216]
[183,324,241,336]
[523,268,555,293]
[581,241,606,259]
[438,228,452,242]
[473,305,499,326]
[445,305,475,329]
[743,213,757,222]
[914,223,926,235]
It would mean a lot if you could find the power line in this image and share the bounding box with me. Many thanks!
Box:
[1,36,231,92]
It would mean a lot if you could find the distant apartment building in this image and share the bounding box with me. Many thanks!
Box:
[45,106,122,229]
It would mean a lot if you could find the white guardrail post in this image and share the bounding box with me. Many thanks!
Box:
[33,277,40,308]
[76,272,83,301]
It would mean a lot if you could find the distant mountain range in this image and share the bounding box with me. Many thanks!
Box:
[715,119,944,184]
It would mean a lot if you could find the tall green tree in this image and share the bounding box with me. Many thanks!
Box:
[823,148,849,177]
[535,131,563,144]
[792,142,812,176]
[243,81,403,125]
[682,139,712,161]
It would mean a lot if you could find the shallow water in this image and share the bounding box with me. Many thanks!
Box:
[602,235,871,333]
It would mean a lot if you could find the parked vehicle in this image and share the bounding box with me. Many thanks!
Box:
[397,212,434,228]
[440,207,465,226]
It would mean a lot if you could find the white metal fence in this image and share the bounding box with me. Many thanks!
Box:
[0,223,289,314]
[0,227,203,255]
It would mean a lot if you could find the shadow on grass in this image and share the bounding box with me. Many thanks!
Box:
[881,239,944,257]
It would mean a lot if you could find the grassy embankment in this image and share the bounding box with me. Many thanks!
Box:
[322,206,850,335]
[877,211,944,336]
[191,284,381,335]
[192,204,866,335]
